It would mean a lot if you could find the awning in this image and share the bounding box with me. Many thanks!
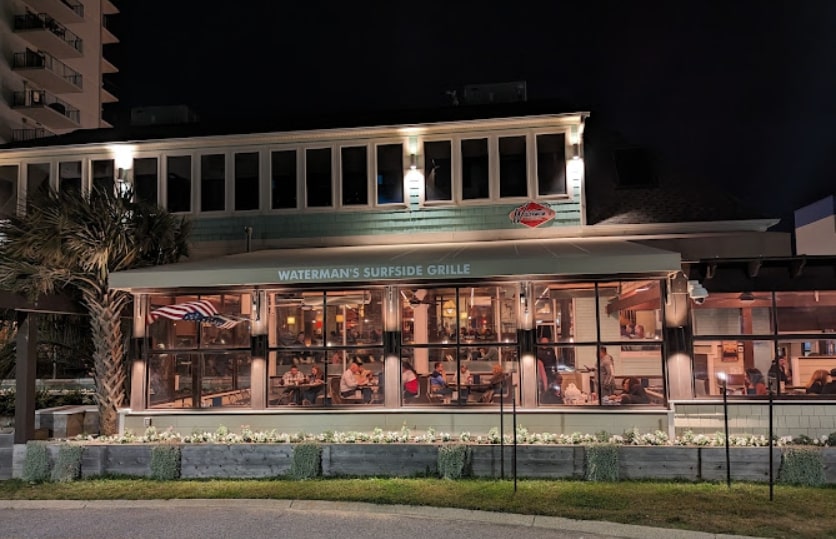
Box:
[109,238,681,291]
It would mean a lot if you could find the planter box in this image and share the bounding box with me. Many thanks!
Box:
[322,444,438,477]
[180,444,292,478]
[470,444,583,479]
[699,447,781,483]
[619,447,699,481]
[0,433,12,480]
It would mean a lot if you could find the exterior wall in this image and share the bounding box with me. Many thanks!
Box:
[674,401,836,438]
[795,195,836,255]
[0,0,116,143]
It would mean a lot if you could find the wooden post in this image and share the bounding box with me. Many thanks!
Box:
[14,312,37,444]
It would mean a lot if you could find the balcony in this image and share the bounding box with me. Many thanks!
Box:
[13,49,83,93]
[22,0,84,24]
[12,90,80,129]
[12,127,55,143]
[14,13,83,59]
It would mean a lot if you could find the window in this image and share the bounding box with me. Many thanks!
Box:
[341,146,368,206]
[26,163,50,207]
[499,136,527,197]
[271,150,297,209]
[306,148,332,207]
[461,138,489,200]
[0,165,18,218]
[376,143,403,205]
[424,141,452,202]
[166,155,191,213]
[59,160,81,194]
[234,152,259,211]
[536,133,566,196]
[91,159,114,195]
[133,157,158,205]
[200,154,225,212]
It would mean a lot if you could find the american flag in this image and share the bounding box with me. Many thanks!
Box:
[147,300,247,329]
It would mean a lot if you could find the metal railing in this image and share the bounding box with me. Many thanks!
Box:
[13,12,83,54]
[12,90,80,124]
[12,48,83,89]
[60,0,85,18]
[12,128,55,142]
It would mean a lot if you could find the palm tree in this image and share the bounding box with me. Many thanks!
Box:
[0,186,189,434]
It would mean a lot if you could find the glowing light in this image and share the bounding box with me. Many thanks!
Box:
[108,144,136,171]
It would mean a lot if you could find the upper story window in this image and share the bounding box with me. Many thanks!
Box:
[376,143,404,205]
[59,160,81,194]
[166,155,191,213]
[424,140,452,202]
[499,136,527,198]
[92,159,114,194]
[536,133,566,196]
[234,152,259,211]
[133,157,158,206]
[461,138,489,200]
[306,148,332,207]
[341,146,368,206]
[200,154,225,212]
[26,163,50,206]
[0,165,18,218]
[271,150,297,210]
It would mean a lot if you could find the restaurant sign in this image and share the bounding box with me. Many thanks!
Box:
[277,263,472,283]
[509,201,555,228]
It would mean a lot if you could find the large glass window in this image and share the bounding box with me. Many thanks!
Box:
[536,133,566,196]
[133,157,158,205]
[376,143,403,205]
[234,152,259,211]
[147,293,252,409]
[693,292,774,336]
[271,149,297,209]
[268,289,384,408]
[424,140,452,202]
[59,160,81,194]
[461,138,489,200]
[166,155,191,212]
[200,154,225,212]
[0,165,19,218]
[400,284,519,406]
[306,148,332,207]
[341,146,368,206]
[499,136,527,197]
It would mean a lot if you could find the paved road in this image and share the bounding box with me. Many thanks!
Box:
[0,499,756,539]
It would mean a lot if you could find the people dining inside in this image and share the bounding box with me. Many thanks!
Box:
[745,368,767,395]
[281,365,307,404]
[402,362,418,399]
[429,362,453,399]
[302,365,325,405]
[340,359,372,403]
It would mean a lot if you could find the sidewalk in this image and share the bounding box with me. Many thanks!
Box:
[0,499,759,539]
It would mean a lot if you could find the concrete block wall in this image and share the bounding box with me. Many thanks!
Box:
[674,401,836,438]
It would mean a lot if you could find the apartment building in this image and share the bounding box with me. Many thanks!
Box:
[0,0,118,143]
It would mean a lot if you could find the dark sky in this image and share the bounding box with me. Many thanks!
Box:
[107,1,836,230]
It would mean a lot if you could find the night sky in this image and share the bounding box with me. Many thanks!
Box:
[106,1,836,230]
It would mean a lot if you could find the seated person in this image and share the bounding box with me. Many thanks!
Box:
[402,362,418,398]
[745,368,767,395]
[822,368,836,395]
[281,365,307,404]
[457,362,474,402]
[540,371,564,404]
[429,362,453,398]
[616,377,650,404]
[806,369,829,394]
[340,361,372,403]
[479,347,499,362]
[302,365,325,404]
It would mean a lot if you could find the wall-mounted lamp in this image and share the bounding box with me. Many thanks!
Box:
[571,143,580,160]
[335,314,344,323]
[117,168,127,181]
[409,153,417,170]
[286,315,296,325]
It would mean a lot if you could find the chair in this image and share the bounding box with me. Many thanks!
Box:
[491,374,513,403]
[426,376,450,404]
[329,376,362,404]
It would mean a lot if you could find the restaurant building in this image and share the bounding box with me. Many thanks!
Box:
[1,103,834,438]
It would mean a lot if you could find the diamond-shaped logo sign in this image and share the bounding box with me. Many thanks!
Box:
[508,201,556,228]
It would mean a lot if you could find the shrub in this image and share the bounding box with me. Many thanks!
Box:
[150,445,181,480]
[827,432,836,447]
[289,443,321,479]
[438,444,470,480]
[779,447,825,486]
[585,444,619,482]
[51,444,83,482]
[22,442,51,483]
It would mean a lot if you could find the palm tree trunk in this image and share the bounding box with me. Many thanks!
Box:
[83,289,129,435]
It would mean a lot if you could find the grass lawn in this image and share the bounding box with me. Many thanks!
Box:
[1,478,835,538]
